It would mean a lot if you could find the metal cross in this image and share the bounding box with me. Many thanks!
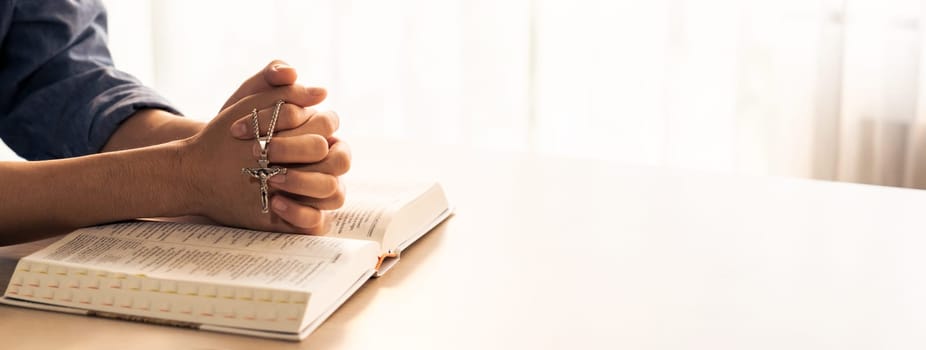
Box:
[242,166,287,213]
[243,101,287,214]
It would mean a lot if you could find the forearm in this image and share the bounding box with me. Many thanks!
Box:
[0,141,192,244]
[102,109,205,152]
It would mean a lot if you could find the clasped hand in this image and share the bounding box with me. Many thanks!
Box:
[180,61,349,234]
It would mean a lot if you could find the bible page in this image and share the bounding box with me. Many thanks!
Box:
[324,181,426,242]
[22,222,378,291]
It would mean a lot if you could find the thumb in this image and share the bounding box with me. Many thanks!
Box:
[263,61,298,86]
[221,59,299,111]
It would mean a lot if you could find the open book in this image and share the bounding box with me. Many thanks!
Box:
[0,181,451,341]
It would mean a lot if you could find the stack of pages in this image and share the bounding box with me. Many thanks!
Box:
[1,181,451,340]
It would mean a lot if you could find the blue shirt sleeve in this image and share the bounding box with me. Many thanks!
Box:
[0,0,181,161]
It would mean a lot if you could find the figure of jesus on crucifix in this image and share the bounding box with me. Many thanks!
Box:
[242,165,287,213]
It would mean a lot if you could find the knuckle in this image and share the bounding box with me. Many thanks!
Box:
[324,175,341,197]
[323,189,346,210]
[326,111,340,132]
[283,104,304,126]
[304,107,318,119]
[329,149,351,175]
[307,135,329,161]
[309,113,336,136]
[319,175,339,197]
[323,113,338,134]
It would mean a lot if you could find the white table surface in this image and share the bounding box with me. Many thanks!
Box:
[2,139,926,349]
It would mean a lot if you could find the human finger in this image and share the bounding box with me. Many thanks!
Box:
[230,103,313,139]
[287,185,347,211]
[221,59,299,110]
[252,134,329,163]
[270,195,324,229]
[267,170,339,198]
[262,61,299,86]
[276,110,340,138]
[287,139,351,176]
[229,85,327,117]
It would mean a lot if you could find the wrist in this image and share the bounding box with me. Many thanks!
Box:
[155,138,204,217]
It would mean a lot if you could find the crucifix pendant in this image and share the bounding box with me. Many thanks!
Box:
[242,166,287,213]
[244,101,287,213]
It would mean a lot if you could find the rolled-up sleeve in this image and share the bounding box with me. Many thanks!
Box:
[0,0,180,161]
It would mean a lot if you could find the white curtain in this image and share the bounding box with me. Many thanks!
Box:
[55,0,926,187]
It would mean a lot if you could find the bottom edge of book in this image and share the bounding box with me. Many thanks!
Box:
[0,296,303,341]
[0,268,375,342]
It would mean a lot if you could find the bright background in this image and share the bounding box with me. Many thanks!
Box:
[7,0,926,188]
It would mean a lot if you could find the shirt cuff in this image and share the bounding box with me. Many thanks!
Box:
[86,84,183,155]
